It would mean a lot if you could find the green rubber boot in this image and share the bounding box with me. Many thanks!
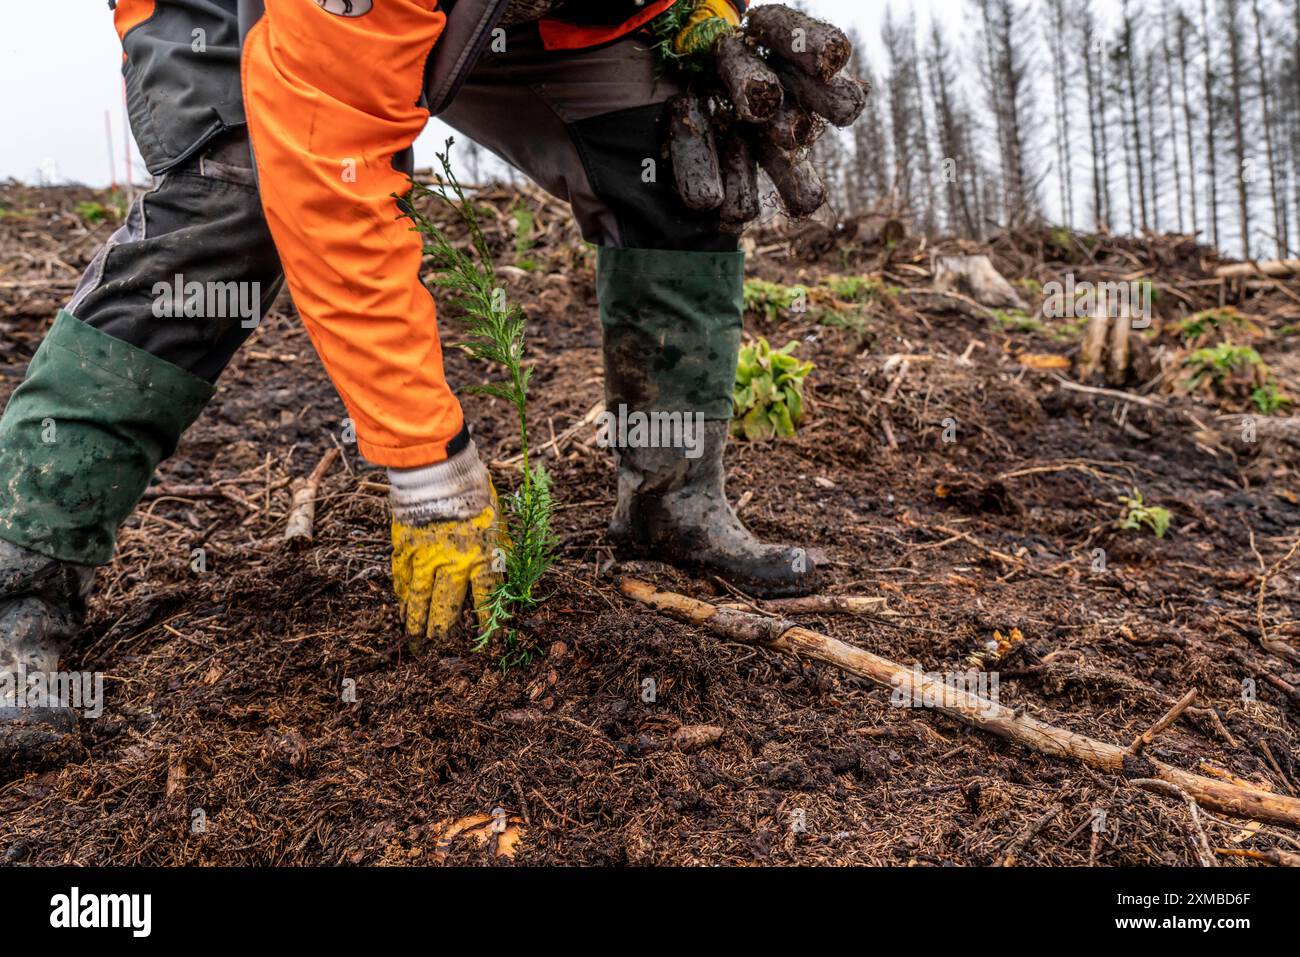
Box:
[0,310,213,767]
[598,247,818,597]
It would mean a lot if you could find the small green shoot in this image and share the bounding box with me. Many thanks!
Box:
[1116,488,1171,539]
[732,338,813,441]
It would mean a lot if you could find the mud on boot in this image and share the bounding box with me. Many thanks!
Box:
[608,420,818,597]
[0,539,94,771]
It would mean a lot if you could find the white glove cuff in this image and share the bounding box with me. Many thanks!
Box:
[388,440,493,525]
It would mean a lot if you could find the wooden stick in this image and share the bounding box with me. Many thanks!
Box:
[620,578,1300,830]
[724,594,888,616]
[998,803,1062,866]
[1214,846,1300,867]
[1127,689,1197,756]
[283,448,339,542]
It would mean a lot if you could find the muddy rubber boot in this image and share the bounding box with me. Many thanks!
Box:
[0,539,94,768]
[609,420,817,596]
[598,246,818,597]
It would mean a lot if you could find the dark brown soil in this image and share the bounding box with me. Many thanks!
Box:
[1,181,1298,866]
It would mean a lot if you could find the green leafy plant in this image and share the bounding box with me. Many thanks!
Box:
[992,308,1045,333]
[1170,307,1259,347]
[732,338,813,440]
[823,274,880,303]
[75,200,112,224]
[1251,382,1293,415]
[743,279,807,322]
[403,140,556,662]
[1182,343,1264,388]
[1116,488,1171,539]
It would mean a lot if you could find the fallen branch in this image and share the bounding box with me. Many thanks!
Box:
[732,594,889,616]
[620,578,1300,830]
[1214,846,1300,867]
[283,448,339,542]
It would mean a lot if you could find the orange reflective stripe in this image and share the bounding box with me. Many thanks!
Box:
[538,0,678,51]
[243,0,464,467]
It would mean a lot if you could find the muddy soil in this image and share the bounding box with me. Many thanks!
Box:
[1,182,1297,866]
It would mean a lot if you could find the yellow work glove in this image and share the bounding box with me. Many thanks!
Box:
[389,441,503,648]
[674,0,742,57]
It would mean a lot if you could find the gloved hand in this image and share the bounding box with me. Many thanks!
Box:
[674,0,742,57]
[389,440,502,647]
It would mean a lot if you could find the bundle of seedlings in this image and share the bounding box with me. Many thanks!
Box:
[403,141,558,666]
[660,3,869,230]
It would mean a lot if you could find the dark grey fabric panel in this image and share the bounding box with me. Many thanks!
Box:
[439,26,735,251]
[117,0,245,173]
[68,130,283,384]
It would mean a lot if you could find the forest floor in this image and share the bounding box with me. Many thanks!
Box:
[1,180,1299,866]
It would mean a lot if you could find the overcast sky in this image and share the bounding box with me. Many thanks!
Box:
[2,0,929,186]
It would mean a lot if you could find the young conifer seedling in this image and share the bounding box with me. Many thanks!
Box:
[402,140,557,665]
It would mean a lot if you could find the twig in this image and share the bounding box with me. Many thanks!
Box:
[283,448,339,542]
[1127,689,1197,757]
[1213,846,1300,867]
[999,803,1063,866]
[1256,533,1300,665]
[1052,374,1166,409]
[722,594,889,616]
[1131,779,1216,866]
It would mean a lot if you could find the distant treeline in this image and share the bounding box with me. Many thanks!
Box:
[813,0,1300,259]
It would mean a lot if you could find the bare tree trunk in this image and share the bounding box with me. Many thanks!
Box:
[1081,5,1107,229]
[1121,0,1150,231]
[1251,0,1286,256]
[1202,0,1221,249]
[1046,0,1073,227]
[1222,0,1252,258]
[1145,54,1162,232]
[1161,2,1186,233]
[1175,8,1199,237]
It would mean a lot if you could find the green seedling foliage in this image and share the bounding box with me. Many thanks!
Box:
[992,309,1044,333]
[1251,382,1293,415]
[402,140,557,661]
[743,279,807,322]
[1182,343,1264,386]
[1116,487,1171,538]
[823,275,881,303]
[75,200,111,224]
[649,0,731,74]
[732,337,813,441]
[1171,307,1259,346]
